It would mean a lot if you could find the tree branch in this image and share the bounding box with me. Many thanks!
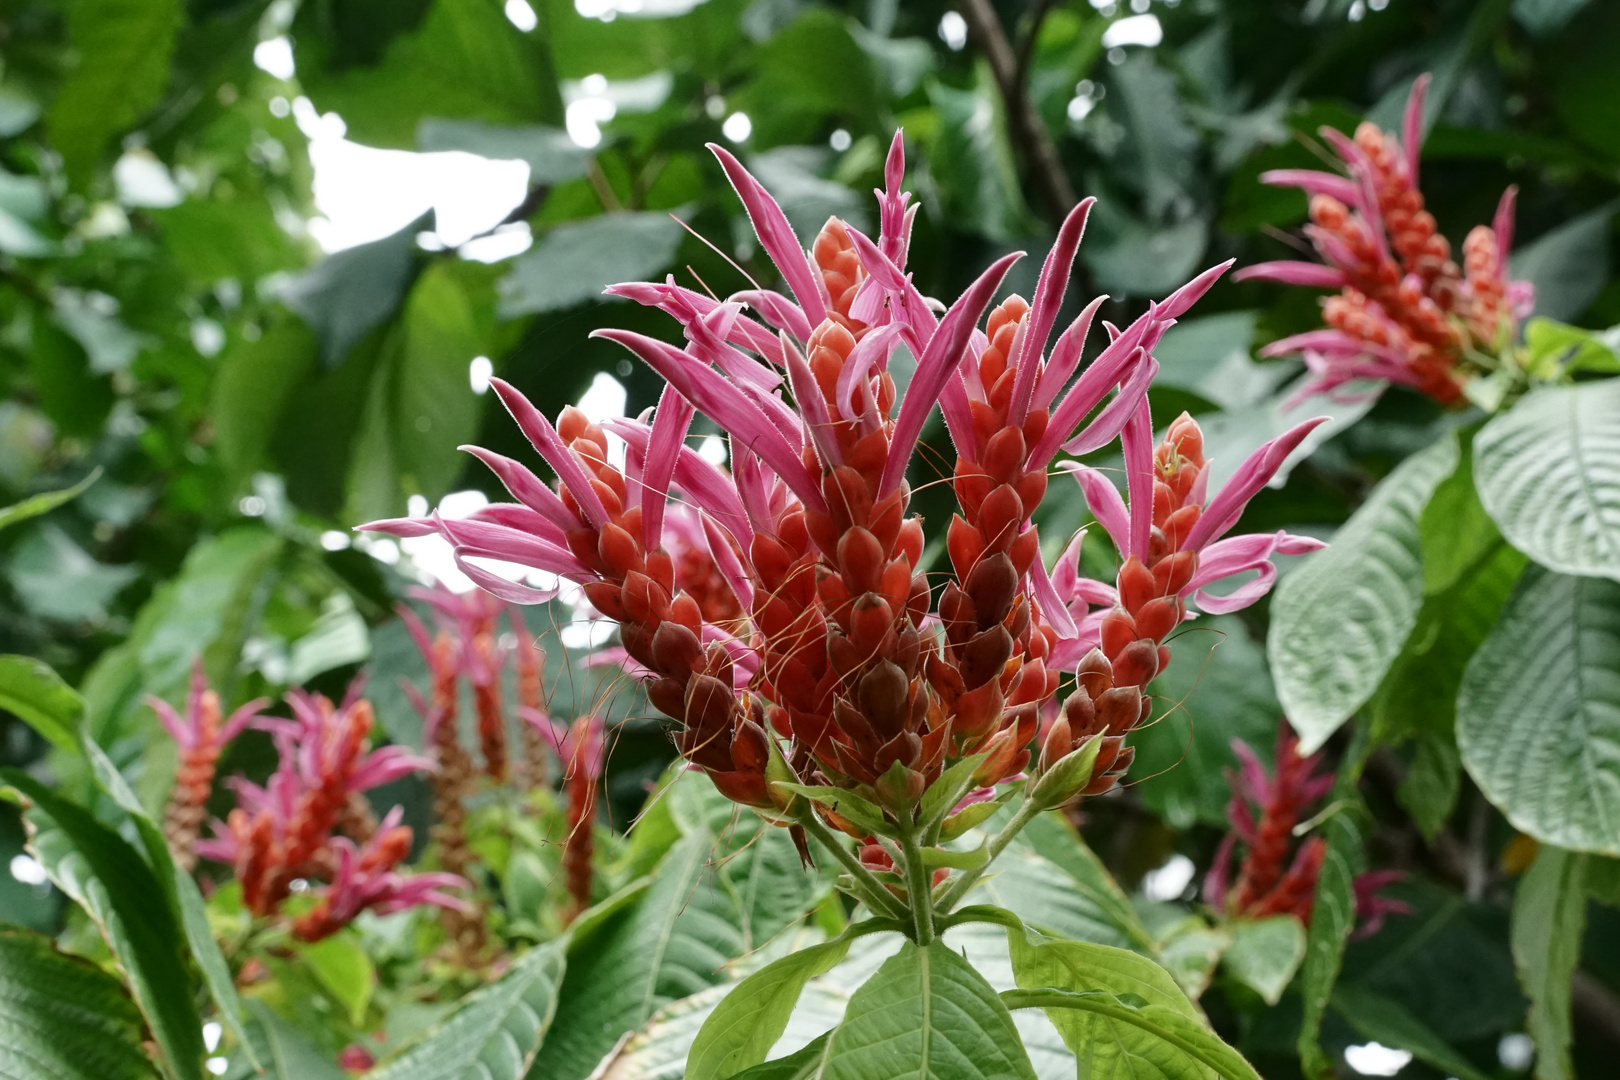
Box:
[957,0,1076,223]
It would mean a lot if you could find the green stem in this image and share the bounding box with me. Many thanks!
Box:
[933,792,1043,913]
[898,808,936,946]
[795,803,908,922]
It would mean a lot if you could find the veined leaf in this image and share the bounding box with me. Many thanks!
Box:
[367,939,565,1080]
[1000,988,1262,1080]
[0,925,156,1080]
[4,770,205,1080]
[0,653,85,754]
[1457,567,1620,854]
[1474,379,1620,581]
[498,213,686,317]
[1270,434,1458,752]
[240,1000,348,1080]
[1511,846,1587,1080]
[1296,810,1365,1080]
[822,941,1036,1080]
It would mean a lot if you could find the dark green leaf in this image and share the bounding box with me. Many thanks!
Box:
[1296,810,1365,1080]
[1458,567,1620,854]
[1509,202,1618,323]
[497,212,686,317]
[240,1000,349,1080]
[368,939,565,1080]
[0,925,157,1080]
[725,1033,833,1080]
[1474,379,1620,581]
[0,654,85,754]
[1331,983,1492,1080]
[275,215,424,370]
[1270,435,1459,752]
[211,321,320,484]
[4,770,205,1080]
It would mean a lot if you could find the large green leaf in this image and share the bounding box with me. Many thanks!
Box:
[1000,988,1261,1080]
[0,653,85,754]
[1295,811,1365,1080]
[687,937,856,1080]
[47,0,183,186]
[4,771,205,1080]
[821,941,1036,1080]
[1511,846,1587,1080]
[369,939,565,1080]
[83,736,259,1070]
[497,213,686,317]
[211,322,320,486]
[275,216,423,371]
[235,1000,349,1080]
[530,834,749,1080]
[1330,984,1492,1080]
[1221,917,1305,1007]
[0,925,157,1080]
[1508,203,1617,324]
[1270,435,1458,752]
[1457,567,1620,853]
[1473,379,1620,581]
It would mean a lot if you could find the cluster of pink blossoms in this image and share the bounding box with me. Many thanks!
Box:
[364,134,1328,830]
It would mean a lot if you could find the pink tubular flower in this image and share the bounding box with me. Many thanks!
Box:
[1203,723,1410,934]
[150,659,268,870]
[361,131,1295,826]
[522,710,607,920]
[1235,74,1533,406]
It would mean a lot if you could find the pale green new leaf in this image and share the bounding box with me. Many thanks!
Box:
[368,939,566,1080]
[1270,435,1458,751]
[0,926,157,1080]
[0,653,85,754]
[1221,917,1305,1006]
[1474,379,1620,580]
[1511,846,1587,1080]
[0,467,100,532]
[1457,568,1620,854]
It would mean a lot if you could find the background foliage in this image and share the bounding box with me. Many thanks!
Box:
[3,0,1620,1076]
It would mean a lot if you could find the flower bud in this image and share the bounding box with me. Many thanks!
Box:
[1029,734,1102,810]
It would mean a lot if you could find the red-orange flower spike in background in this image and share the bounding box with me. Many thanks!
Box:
[150,659,268,871]
[1235,73,1533,406]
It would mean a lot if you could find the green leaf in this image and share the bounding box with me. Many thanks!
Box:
[1221,917,1305,1006]
[1522,317,1620,378]
[47,0,183,186]
[0,467,100,532]
[1000,987,1262,1080]
[82,736,259,1071]
[1458,567,1620,853]
[497,212,686,317]
[1509,202,1617,323]
[211,322,319,485]
[1474,379,1620,581]
[687,937,855,1080]
[1397,734,1463,842]
[1330,983,1492,1080]
[725,1033,833,1080]
[0,653,85,754]
[0,925,157,1080]
[241,1000,349,1080]
[772,783,887,837]
[299,935,376,1027]
[4,770,205,1080]
[822,941,1036,1080]
[1296,810,1365,1080]
[1270,434,1459,752]
[368,939,565,1080]
[276,215,424,370]
[987,811,1156,952]
[1133,614,1281,829]
[531,834,749,1080]
[1511,846,1587,1080]
[1513,0,1594,36]
[920,753,988,833]
[294,0,562,148]
[925,65,1033,244]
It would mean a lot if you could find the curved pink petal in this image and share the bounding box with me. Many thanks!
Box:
[710,144,829,326]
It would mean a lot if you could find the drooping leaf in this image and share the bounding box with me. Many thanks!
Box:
[4,771,205,1080]
[1457,567,1620,854]
[1296,810,1365,1080]
[1510,846,1587,1080]
[47,0,183,186]
[1473,379,1620,581]
[274,215,425,370]
[367,939,565,1080]
[0,653,85,754]
[821,940,1037,1080]
[1270,434,1459,752]
[240,999,349,1080]
[1221,917,1306,1006]
[1508,202,1617,323]
[0,925,157,1080]
[497,212,686,317]
[0,467,100,532]
[1330,983,1492,1080]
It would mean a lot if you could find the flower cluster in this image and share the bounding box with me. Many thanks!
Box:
[1235,75,1533,405]
[196,685,465,941]
[363,134,1325,848]
[1204,724,1408,936]
[149,660,268,871]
